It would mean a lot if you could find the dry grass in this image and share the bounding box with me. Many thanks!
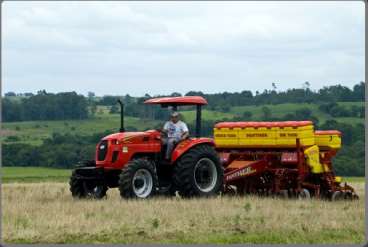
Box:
[3,182,365,244]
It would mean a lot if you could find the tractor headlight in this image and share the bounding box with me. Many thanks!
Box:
[122,146,128,153]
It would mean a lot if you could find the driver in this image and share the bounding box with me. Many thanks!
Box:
[162,112,189,160]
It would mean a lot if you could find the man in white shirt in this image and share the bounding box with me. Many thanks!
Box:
[162,112,189,159]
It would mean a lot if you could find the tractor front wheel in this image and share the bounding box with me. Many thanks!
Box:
[119,159,158,199]
[174,144,223,198]
[69,171,107,199]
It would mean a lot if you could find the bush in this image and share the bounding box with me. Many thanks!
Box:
[319,103,356,117]
[5,136,20,142]
[242,111,253,119]
[295,107,312,119]
[109,105,119,114]
[126,126,138,131]
[261,106,271,120]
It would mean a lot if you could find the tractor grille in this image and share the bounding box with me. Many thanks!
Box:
[97,140,108,161]
[112,151,119,163]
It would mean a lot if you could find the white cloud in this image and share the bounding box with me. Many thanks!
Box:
[2,1,364,96]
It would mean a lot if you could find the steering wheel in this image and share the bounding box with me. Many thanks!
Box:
[155,128,167,138]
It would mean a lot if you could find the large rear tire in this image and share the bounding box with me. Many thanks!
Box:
[119,159,158,199]
[173,144,223,198]
[69,171,107,199]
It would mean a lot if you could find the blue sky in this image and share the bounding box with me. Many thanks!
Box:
[2,1,364,96]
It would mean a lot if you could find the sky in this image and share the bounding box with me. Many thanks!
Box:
[2,1,365,96]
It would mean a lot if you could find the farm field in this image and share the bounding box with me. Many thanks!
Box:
[3,181,365,244]
[2,166,364,183]
[2,102,364,146]
[2,167,71,183]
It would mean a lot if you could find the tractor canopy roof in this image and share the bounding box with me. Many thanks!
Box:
[144,96,208,106]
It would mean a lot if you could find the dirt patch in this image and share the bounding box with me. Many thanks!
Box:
[0,129,17,137]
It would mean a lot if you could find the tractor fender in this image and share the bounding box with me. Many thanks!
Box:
[171,138,214,163]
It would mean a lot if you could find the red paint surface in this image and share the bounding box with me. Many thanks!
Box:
[315,130,342,136]
[215,121,313,128]
[171,138,214,163]
[95,130,161,169]
[144,96,208,105]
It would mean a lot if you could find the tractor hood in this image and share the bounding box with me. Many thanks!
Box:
[101,130,159,144]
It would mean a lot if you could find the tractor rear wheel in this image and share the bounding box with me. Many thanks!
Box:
[69,171,107,199]
[119,159,158,199]
[173,144,223,198]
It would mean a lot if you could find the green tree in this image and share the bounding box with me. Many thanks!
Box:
[242,111,252,119]
[295,107,312,119]
[109,104,119,114]
[261,106,271,120]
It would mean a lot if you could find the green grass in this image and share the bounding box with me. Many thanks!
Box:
[181,109,235,122]
[337,102,365,107]
[344,177,366,183]
[2,166,364,185]
[2,106,160,145]
[2,167,71,183]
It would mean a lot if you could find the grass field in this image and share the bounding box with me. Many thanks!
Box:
[2,167,71,183]
[2,102,364,146]
[3,166,364,183]
[2,181,364,244]
[2,168,365,243]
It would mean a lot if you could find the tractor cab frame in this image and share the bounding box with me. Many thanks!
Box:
[143,96,207,138]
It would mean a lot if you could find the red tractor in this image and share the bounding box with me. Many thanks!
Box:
[70,96,358,201]
[70,96,224,199]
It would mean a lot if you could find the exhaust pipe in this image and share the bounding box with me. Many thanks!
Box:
[117,99,125,132]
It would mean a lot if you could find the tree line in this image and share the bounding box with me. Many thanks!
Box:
[3,91,89,122]
[3,82,364,122]
[102,82,365,120]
